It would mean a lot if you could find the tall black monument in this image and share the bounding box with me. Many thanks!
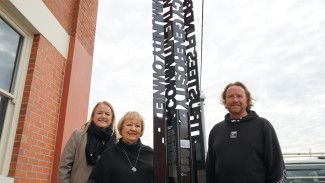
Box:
[152,0,206,182]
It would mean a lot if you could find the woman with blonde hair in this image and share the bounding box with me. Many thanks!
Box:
[58,101,117,183]
[88,111,153,183]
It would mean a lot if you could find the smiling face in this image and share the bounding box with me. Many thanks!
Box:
[121,118,142,145]
[92,103,113,128]
[225,85,248,119]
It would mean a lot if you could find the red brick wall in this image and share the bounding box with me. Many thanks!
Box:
[42,0,79,35]
[51,36,94,183]
[75,0,99,55]
[9,35,66,182]
[42,0,98,55]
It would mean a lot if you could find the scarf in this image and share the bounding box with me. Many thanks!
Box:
[85,121,113,165]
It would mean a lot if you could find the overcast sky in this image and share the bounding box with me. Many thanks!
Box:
[89,0,325,154]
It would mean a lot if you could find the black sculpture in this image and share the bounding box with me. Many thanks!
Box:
[153,0,206,182]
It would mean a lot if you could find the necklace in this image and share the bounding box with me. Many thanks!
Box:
[121,145,142,172]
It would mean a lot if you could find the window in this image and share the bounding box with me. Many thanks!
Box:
[287,167,325,182]
[286,158,325,183]
[0,5,33,178]
[0,16,23,139]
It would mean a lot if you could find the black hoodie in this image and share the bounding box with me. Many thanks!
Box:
[206,110,286,183]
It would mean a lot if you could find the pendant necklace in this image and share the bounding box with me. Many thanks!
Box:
[121,145,142,172]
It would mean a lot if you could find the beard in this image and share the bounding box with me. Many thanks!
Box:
[227,104,247,117]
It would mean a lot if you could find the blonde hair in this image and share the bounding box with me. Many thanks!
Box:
[117,111,144,137]
[86,101,116,133]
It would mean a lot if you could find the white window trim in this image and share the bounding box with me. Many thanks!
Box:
[0,89,14,102]
[0,0,70,59]
[9,0,70,58]
[0,4,33,182]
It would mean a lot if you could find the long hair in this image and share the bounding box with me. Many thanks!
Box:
[220,81,254,110]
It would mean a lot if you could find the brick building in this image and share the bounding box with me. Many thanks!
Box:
[0,0,99,182]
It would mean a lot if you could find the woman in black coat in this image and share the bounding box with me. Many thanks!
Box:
[88,111,153,183]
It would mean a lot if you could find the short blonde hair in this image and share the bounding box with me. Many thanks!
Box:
[117,111,144,137]
[88,101,116,133]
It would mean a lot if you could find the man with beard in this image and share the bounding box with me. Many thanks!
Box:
[206,81,286,183]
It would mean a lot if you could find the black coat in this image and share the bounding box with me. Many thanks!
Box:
[88,139,153,183]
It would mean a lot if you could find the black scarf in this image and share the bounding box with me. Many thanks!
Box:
[85,121,113,165]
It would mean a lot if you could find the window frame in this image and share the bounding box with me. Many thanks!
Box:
[0,5,33,179]
[0,89,14,101]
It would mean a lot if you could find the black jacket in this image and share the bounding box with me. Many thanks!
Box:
[88,139,153,183]
[206,110,286,183]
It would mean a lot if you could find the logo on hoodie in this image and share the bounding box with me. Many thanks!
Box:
[230,131,237,139]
